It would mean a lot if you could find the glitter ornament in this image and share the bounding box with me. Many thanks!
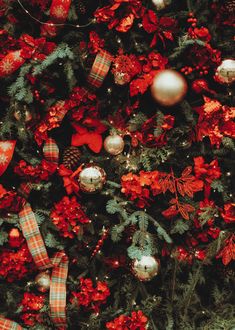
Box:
[104,134,125,155]
[35,271,50,292]
[131,255,160,281]
[78,163,106,193]
[152,0,171,10]
[151,69,188,106]
[215,59,235,84]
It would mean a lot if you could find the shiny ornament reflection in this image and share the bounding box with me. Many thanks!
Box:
[215,59,235,84]
[132,255,160,281]
[35,271,50,292]
[151,69,188,106]
[104,134,124,155]
[152,0,171,10]
[78,164,106,193]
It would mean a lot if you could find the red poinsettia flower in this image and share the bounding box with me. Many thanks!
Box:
[194,157,221,184]
[142,10,177,47]
[71,118,107,153]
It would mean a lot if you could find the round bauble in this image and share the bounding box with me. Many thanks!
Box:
[131,255,160,281]
[215,59,235,84]
[104,134,125,155]
[78,163,106,193]
[35,271,50,292]
[151,69,188,106]
[152,0,171,10]
[14,107,32,122]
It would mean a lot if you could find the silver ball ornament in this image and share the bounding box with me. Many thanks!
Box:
[151,69,188,106]
[78,164,106,193]
[132,255,160,281]
[104,134,124,155]
[152,0,171,10]
[215,59,235,84]
[35,271,50,292]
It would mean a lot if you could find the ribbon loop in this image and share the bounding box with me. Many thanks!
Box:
[0,317,23,330]
[43,138,59,164]
[19,203,52,270]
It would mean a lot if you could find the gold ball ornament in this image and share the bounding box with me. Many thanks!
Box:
[14,107,32,122]
[151,69,188,106]
[104,134,125,155]
[78,163,106,193]
[215,59,235,84]
[132,256,160,281]
[35,271,51,292]
[152,0,171,10]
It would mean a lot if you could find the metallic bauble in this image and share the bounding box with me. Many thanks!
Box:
[35,271,50,292]
[78,164,106,193]
[151,69,188,106]
[215,59,235,84]
[104,134,125,155]
[132,256,160,281]
[152,0,171,10]
[14,108,32,122]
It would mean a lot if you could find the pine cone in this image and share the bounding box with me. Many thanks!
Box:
[63,146,81,170]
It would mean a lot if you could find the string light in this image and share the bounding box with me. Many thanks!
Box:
[17,0,95,29]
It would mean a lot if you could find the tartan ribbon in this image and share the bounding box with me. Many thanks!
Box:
[50,252,69,328]
[43,138,59,164]
[19,203,52,270]
[0,317,23,330]
[87,50,113,90]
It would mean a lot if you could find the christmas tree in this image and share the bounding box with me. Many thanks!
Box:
[0,0,234,329]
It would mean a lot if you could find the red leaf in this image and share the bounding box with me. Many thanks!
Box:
[182,166,192,177]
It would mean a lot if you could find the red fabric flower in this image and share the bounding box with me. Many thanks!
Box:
[50,196,90,238]
[88,31,105,54]
[106,310,148,329]
[0,243,35,282]
[0,184,24,213]
[20,313,44,327]
[194,97,235,147]
[221,203,235,224]
[112,51,142,85]
[70,278,110,312]
[94,0,143,33]
[194,157,221,184]
[20,292,45,312]
[142,10,177,47]
[14,159,57,182]
[130,51,168,96]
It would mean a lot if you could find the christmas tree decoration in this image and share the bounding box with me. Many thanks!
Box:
[152,0,171,10]
[78,163,106,193]
[14,107,32,122]
[104,134,125,155]
[151,69,188,106]
[215,59,235,84]
[35,271,51,292]
[0,1,234,329]
[131,256,160,281]
[62,146,82,170]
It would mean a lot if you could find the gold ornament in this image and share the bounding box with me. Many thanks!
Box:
[152,0,171,10]
[132,256,160,281]
[215,59,235,84]
[151,69,188,106]
[14,106,32,122]
[35,271,50,292]
[78,163,106,193]
[104,134,125,155]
